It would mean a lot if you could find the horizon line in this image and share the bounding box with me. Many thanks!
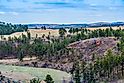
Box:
[1,21,124,25]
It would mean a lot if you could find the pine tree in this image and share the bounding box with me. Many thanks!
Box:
[74,61,81,83]
[44,74,54,83]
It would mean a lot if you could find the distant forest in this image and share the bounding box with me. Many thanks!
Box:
[0,22,28,35]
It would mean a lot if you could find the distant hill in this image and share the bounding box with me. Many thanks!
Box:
[0,22,124,29]
[26,22,124,29]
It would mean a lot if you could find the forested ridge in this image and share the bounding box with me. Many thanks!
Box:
[0,22,28,35]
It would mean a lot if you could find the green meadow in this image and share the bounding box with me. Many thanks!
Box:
[0,64,71,83]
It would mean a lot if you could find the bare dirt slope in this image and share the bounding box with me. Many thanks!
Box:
[67,37,118,61]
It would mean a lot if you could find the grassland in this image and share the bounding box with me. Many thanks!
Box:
[0,64,71,83]
[1,27,124,41]
[0,29,60,40]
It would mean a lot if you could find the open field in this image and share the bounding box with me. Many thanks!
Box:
[0,27,124,41]
[29,29,60,37]
[0,29,60,40]
[0,64,71,83]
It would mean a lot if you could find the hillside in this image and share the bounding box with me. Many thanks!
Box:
[0,37,118,72]
[0,29,61,41]
[67,37,118,61]
[1,22,124,82]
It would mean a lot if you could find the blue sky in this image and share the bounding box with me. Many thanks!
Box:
[0,0,124,24]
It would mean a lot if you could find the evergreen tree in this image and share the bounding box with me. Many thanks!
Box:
[44,74,54,83]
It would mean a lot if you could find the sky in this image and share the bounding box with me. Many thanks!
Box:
[0,0,124,24]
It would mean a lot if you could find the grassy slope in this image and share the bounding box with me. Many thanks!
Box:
[0,29,60,40]
[0,64,71,83]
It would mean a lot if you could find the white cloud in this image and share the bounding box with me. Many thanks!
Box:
[0,12,5,15]
[0,11,19,15]
[9,12,19,15]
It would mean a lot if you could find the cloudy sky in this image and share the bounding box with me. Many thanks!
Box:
[0,0,124,24]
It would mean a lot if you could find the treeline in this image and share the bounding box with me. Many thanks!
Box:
[0,22,28,35]
[68,27,124,38]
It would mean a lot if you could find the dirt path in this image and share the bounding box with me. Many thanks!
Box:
[0,57,37,64]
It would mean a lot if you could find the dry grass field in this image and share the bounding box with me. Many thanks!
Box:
[0,29,60,40]
[0,26,124,41]
[29,29,60,37]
